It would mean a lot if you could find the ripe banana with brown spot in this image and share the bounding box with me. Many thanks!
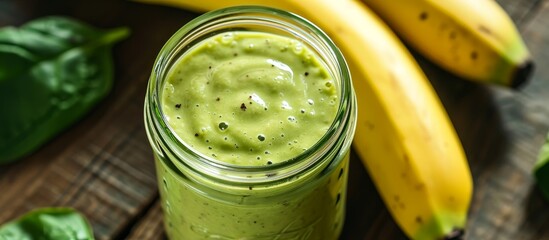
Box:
[361,0,534,88]
[137,0,474,239]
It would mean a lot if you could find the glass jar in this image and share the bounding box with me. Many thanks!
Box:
[144,6,356,240]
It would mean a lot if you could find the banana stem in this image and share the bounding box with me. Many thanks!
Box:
[511,60,535,89]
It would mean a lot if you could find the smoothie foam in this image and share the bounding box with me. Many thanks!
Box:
[161,31,338,166]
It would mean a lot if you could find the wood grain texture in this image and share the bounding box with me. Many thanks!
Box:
[1,0,548,240]
[126,202,166,240]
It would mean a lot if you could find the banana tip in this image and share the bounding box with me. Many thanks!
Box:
[443,228,465,240]
[511,60,535,89]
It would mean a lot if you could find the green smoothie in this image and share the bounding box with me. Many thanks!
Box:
[157,31,349,239]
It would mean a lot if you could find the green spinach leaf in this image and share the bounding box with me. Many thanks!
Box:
[0,208,94,240]
[0,16,129,163]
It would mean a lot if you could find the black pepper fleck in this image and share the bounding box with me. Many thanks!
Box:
[194,133,199,137]
[304,72,309,76]
[216,97,220,101]
[257,135,265,141]
[240,103,247,111]
[175,104,181,109]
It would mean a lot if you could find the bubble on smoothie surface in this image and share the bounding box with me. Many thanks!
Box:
[221,33,235,44]
[219,122,229,131]
[161,31,338,166]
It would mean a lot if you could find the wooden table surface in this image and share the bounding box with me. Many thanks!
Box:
[1,0,548,239]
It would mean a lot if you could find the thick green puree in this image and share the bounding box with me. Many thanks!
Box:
[161,31,338,166]
[157,31,348,240]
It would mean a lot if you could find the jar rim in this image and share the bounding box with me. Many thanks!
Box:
[145,5,356,185]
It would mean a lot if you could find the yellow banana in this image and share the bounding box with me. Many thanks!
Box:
[361,0,533,88]
[137,0,473,239]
